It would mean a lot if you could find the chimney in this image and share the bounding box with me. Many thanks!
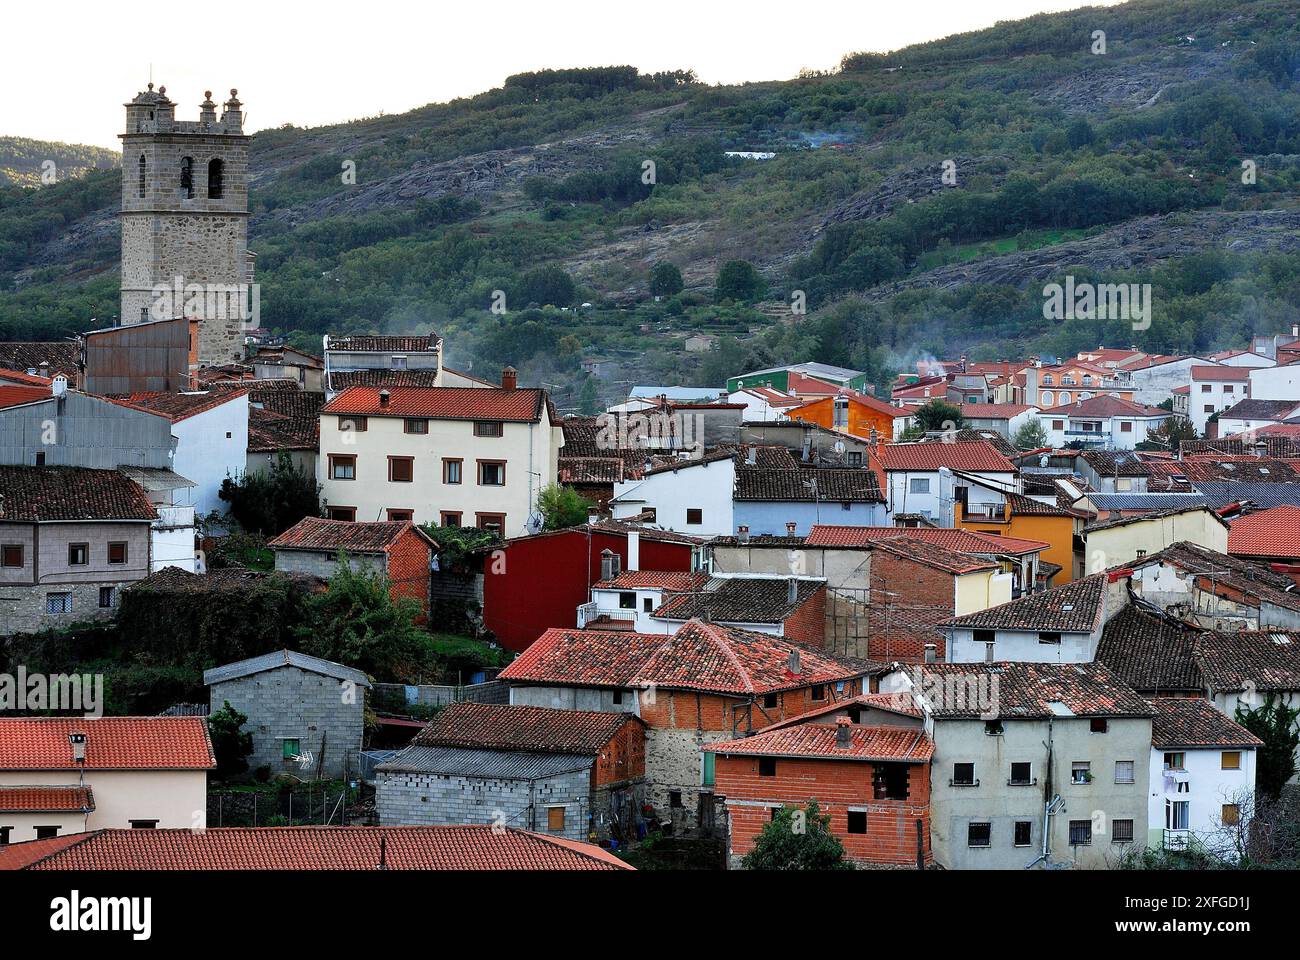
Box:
[785,522,797,536]
[923,643,937,664]
[787,578,798,605]
[738,524,750,544]
[69,733,86,764]
[378,389,390,408]
[627,530,640,572]
[787,649,801,676]
[600,548,621,582]
[51,375,67,397]
[501,366,517,390]
[835,715,852,748]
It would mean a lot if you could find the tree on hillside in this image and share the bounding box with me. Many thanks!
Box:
[649,261,684,298]
[577,376,601,415]
[1012,419,1049,450]
[537,483,593,530]
[715,260,766,304]
[1236,695,1300,799]
[209,700,254,781]
[515,264,576,307]
[742,801,853,870]
[1138,416,1198,451]
[218,452,322,536]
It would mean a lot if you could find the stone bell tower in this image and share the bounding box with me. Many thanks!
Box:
[119,84,252,364]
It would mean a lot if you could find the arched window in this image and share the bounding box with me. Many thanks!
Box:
[207,158,224,199]
[1060,391,1071,404]
[1042,375,1054,385]
[1041,391,1054,407]
[137,154,146,198]
[180,156,194,199]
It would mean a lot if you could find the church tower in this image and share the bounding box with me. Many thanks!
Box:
[119,85,251,364]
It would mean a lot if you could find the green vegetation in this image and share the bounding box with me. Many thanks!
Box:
[209,701,255,781]
[741,801,853,870]
[218,453,323,536]
[537,482,593,530]
[1236,695,1300,799]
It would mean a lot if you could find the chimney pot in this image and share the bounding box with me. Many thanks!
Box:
[501,366,517,390]
[787,578,798,604]
[738,525,750,544]
[787,648,801,675]
[785,522,797,536]
[835,715,852,747]
[378,389,390,408]
[923,643,937,664]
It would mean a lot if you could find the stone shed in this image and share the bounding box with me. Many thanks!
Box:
[376,702,645,845]
[203,650,371,781]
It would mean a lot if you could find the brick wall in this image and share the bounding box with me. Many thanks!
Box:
[208,665,365,780]
[867,550,954,661]
[714,754,931,868]
[385,528,432,619]
[782,585,827,646]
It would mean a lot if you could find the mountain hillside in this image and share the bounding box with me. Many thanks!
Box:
[2,0,1300,409]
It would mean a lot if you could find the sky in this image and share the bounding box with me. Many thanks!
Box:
[4,0,1126,150]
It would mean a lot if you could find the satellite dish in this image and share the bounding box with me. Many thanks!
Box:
[834,440,845,454]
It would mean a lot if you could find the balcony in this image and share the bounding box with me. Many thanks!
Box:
[152,505,195,531]
[576,603,638,630]
[1163,829,1190,851]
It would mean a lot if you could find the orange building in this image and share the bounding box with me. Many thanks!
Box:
[953,475,1081,583]
[787,392,899,444]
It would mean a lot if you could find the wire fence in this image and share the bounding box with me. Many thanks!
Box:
[208,783,357,827]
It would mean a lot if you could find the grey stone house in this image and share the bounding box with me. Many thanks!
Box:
[203,650,371,781]
[376,702,646,844]
[0,465,157,635]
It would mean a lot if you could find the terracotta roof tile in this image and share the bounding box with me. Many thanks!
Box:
[0,466,156,522]
[328,369,441,390]
[109,389,246,423]
[876,440,1015,473]
[805,525,1048,556]
[0,342,80,383]
[910,661,1153,719]
[1194,629,1300,693]
[943,574,1107,632]
[1149,697,1262,749]
[0,717,214,770]
[321,386,546,422]
[411,703,641,755]
[593,570,710,591]
[1228,505,1300,558]
[269,517,435,553]
[734,465,884,502]
[872,537,999,575]
[326,334,440,352]
[652,577,824,622]
[0,385,51,410]
[0,785,94,813]
[1095,607,1205,692]
[706,722,933,761]
[0,826,629,871]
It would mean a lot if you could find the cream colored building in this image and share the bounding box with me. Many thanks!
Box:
[318,383,563,537]
[0,717,214,843]
[1084,506,1229,573]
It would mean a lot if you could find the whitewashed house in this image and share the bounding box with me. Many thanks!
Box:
[1189,365,1251,437]
[1037,396,1168,451]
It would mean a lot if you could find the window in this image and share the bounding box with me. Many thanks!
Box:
[108,542,128,565]
[1112,819,1135,843]
[1009,762,1032,785]
[973,629,995,645]
[1014,821,1032,847]
[618,591,636,610]
[1114,760,1135,784]
[403,418,428,434]
[179,156,194,198]
[1222,751,1242,770]
[130,819,159,830]
[1201,384,1212,393]
[1038,632,1061,645]
[909,477,931,494]
[137,154,146,198]
[98,586,116,609]
[386,509,413,522]
[668,790,683,809]
[282,739,301,760]
[340,416,367,433]
[686,508,703,525]
[1120,421,1132,433]
[1167,800,1190,830]
[388,456,414,483]
[474,421,504,437]
[761,692,778,709]
[847,452,862,466]
[967,822,991,847]
[0,826,9,846]
[2,544,23,568]
[1089,718,1108,733]
[1068,820,1092,846]
[1071,761,1091,784]
[207,158,224,199]
[440,511,462,527]
[810,684,827,702]
[952,762,976,786]
[478,461,506,486]
[34,451,45,466]
[443,459,463,484]
[1163,752,1185,771]
[392,355,408,369]
[45,592,72,614]
[1042,391,1055,406]
[873,763,910,800]
[1052,419,1064,430]
[1043,375,1054,385]
[35,826,60,840]
[67,543,88,566]
[328,506,356,522]
[1204,404,1215,413]
[702,753,715,786]
[642,597,653,613]
[547,806,566,832]
[476,514,506,536]
[985,720,1003,736]
[330,454,356,480]
[1222,804,1241,826]
[847,811,867,835]
[758,757,777,777]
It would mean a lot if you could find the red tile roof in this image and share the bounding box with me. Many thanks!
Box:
[943,573,1108,632]
[0,717,215,770]
[872,537,999,575]
[0,466,157,522]
[0,385,51,411]
[0,826,630,871]
[875,440,1015,473]
[321,385,547,422]
[109,389,246,423]
[1149,697,1263,749]
[0,785,94,813]
[913,661,1153,719]
[706,722,933,761]
[804,525,1048,556]
[1228,505,1300,559]
[593,570,710,591]
[413,702,641,754]
[0,368,53,386]
[500,619,871,695]
[326,334,440,352]
[1190,365,1251,382]
[269,517,436,553]
[1039,395,1168,417]
[958,403,1034,418]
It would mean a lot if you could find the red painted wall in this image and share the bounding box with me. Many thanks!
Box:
[481,529,694,652]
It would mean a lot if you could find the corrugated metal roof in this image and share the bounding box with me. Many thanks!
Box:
[375,745,593,779]
[1086,493,1206,510]
[203,650,372,688]
[1195,481,1300,509]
